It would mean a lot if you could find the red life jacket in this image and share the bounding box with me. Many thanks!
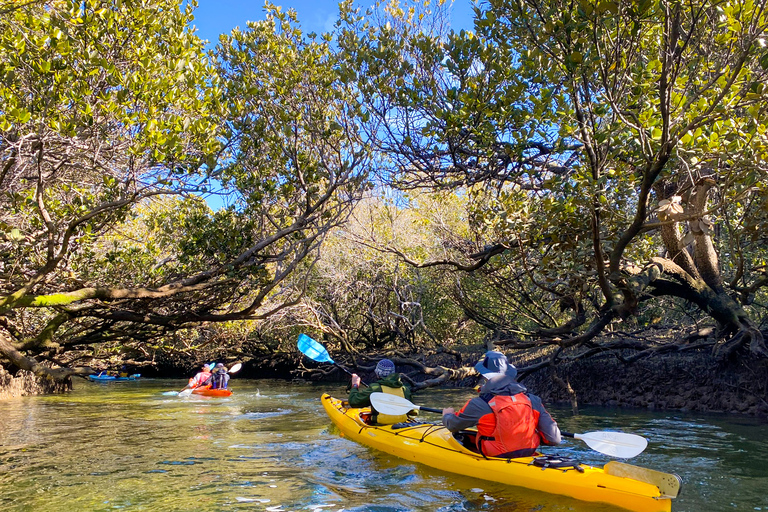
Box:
[472,393,541,458]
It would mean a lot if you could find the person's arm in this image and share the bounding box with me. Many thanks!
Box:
[348,376,377,407]
[442,398,487,432]
[529,394,561,445]
[184,374,200,389]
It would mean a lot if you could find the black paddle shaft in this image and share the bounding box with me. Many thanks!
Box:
[335,363,368,388]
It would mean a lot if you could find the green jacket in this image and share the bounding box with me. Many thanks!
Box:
[348,373,413,423]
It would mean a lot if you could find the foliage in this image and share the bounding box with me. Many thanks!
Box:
[0,0,220,369]
[4,0,767,382]
[274,190,480,356]
[336,0,768,362]
[0,0,371,378]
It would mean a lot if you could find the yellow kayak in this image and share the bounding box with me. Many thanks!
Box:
[321,394,678,512]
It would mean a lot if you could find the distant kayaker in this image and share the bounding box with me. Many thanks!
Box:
[210,363,230,389]
[349,359,415,425]
[442,351,562,458]
[182,364,212,392]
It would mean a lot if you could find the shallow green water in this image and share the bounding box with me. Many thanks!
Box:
[0,379,765,511]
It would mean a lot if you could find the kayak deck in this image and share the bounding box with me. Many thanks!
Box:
[321,394,675,512]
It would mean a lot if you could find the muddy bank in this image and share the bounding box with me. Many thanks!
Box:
[517,350,768,417]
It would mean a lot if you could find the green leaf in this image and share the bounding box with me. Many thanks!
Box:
[8,228,24,242]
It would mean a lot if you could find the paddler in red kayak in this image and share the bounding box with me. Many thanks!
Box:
[442,351,562,458]
[181,364,212,393]
[210,363,230,389]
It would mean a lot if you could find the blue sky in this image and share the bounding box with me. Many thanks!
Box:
[191,0,478,44]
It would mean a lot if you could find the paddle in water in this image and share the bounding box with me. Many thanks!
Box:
[369,393,648,458]
[297,334,367,387]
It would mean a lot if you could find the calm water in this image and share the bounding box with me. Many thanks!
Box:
[0,379,766,512]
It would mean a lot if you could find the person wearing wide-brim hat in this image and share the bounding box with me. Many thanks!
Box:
[442,351,561,458]
[474,350,518,380]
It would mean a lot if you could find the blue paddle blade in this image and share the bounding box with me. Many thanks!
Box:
[297,334,335,364]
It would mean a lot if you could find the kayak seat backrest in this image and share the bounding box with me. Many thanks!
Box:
[359,411,374,425]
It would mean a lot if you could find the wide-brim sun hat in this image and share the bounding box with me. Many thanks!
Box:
[474,350,517,379]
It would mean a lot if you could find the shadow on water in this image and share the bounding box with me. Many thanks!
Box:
[0,380,766,511]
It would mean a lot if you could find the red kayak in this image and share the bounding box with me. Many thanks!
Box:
[191,387,232,397]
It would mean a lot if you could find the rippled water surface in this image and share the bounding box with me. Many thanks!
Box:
[0,379,766,511]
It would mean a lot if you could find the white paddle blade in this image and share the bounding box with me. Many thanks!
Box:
[369,392,418,416]
[178,388,193,398]
[574,431,648,458]
[229,363,242,374]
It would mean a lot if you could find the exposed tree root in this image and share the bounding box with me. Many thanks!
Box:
[713,326,768,361]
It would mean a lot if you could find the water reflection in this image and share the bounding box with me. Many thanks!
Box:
[0,379,766,511]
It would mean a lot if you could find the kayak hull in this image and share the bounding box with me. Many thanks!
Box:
[321,394,673,512]
[191,388,232,397]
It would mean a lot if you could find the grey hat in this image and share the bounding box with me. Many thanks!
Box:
[474,351,517,379]
[375,359,396,378]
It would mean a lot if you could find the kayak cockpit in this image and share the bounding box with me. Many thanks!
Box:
[451,429,483,454]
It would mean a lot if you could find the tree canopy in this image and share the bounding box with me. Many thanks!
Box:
[2,0,767,385]
[334,0,768,364]
[0,0,370,379]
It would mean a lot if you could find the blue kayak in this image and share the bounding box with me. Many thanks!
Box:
[88,373,141,382]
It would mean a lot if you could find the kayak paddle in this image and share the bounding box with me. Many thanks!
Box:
[178,387,194,398]
[370,392,442,414]
[297,334,367,387]
[604,460,682,497]
[370,393,648,458]
[560,431,648,458]
[178,362,242,397]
